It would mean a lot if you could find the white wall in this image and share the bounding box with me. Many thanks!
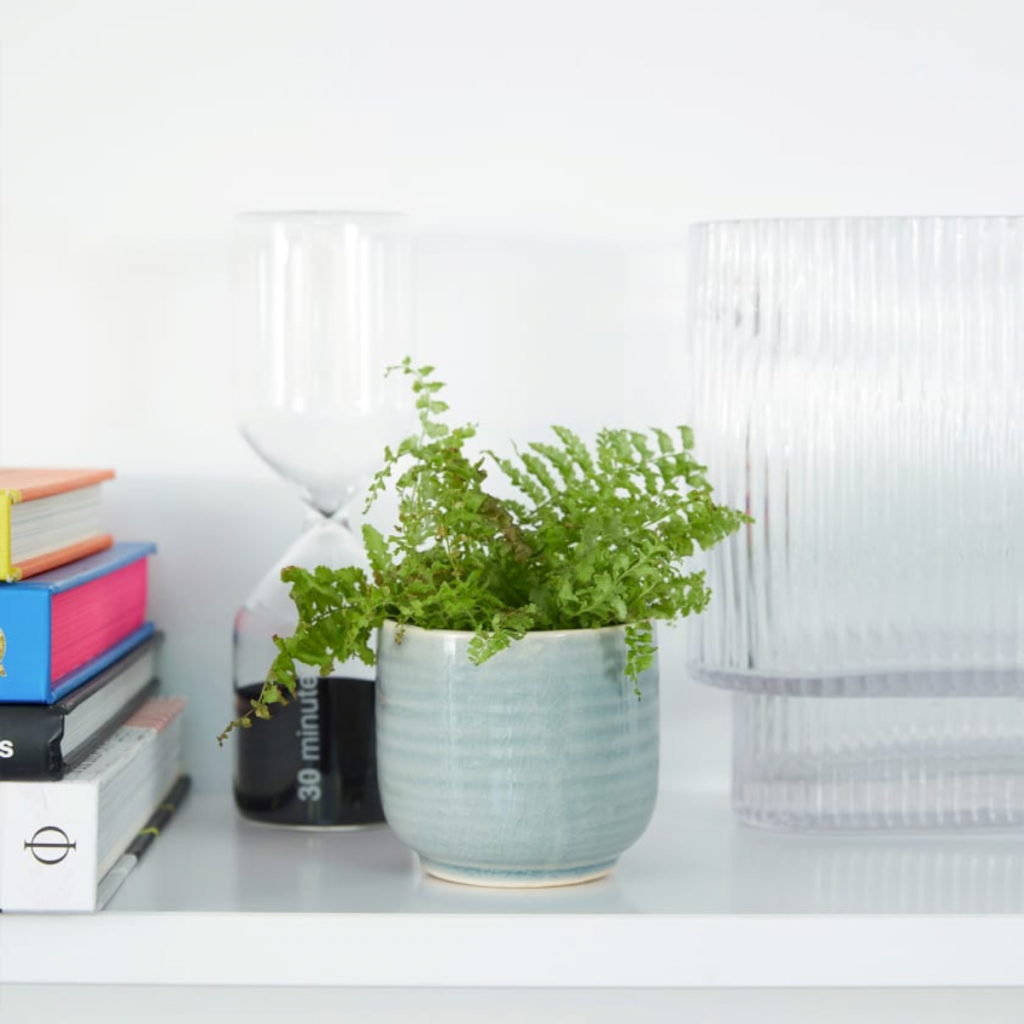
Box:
[1,0,1022,795]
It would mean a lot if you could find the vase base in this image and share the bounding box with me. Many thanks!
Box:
[420,857,618,889]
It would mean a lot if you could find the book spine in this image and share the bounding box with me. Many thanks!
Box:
[0,588,52,702]
[0,676,161,781]
[0,780,101,911]
[0,708,64,779]
[0,491,16,583]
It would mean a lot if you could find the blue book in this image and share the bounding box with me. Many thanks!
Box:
[0,542,155,704]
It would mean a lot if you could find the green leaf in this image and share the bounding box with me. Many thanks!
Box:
[652,427,675,455]
[362,524,389,572]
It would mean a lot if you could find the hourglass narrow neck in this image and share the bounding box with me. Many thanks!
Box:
[296,482,353,521]
[302,502,353,531]
[280,502,368,577]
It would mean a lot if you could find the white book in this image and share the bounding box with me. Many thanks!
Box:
[0,697,185,912]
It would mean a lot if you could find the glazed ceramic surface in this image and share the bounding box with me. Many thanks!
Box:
[376,621,659,887]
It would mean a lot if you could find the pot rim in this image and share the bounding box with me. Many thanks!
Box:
[380,619,646,640]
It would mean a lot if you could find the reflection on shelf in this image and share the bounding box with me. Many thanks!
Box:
[730,826,1024,913]
[108,791,1024,917]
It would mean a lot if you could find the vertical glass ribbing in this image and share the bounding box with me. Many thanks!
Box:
[686,217,1024,830]
[732,693,1024,831]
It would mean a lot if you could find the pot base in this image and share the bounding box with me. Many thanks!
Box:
[420,857,618,889]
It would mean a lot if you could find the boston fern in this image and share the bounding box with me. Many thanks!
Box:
[219,360,748,742]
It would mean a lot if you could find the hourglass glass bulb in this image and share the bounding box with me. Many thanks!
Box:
[230,211,412,829]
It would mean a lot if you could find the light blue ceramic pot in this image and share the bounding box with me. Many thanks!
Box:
[376,621,659,887]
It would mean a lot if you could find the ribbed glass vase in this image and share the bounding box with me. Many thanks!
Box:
[686,217,1024,831]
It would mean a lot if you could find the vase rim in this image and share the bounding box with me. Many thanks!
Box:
[691,214,1023,230]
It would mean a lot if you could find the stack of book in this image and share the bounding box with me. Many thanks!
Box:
[0,468,188,912]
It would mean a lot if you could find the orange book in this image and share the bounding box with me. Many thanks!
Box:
[0,469,115,582]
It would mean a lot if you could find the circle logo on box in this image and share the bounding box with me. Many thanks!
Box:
[24,826,77,866]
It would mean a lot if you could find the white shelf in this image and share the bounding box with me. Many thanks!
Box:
[5,790,1024,988]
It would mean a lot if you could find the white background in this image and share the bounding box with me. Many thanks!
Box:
[1,1,1022,1017]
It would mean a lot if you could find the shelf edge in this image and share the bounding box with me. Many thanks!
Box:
[4,913,1024,988]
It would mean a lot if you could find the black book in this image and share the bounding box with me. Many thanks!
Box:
[0,633,161,779]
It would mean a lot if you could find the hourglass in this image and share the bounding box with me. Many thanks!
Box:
[230,211,412,828]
